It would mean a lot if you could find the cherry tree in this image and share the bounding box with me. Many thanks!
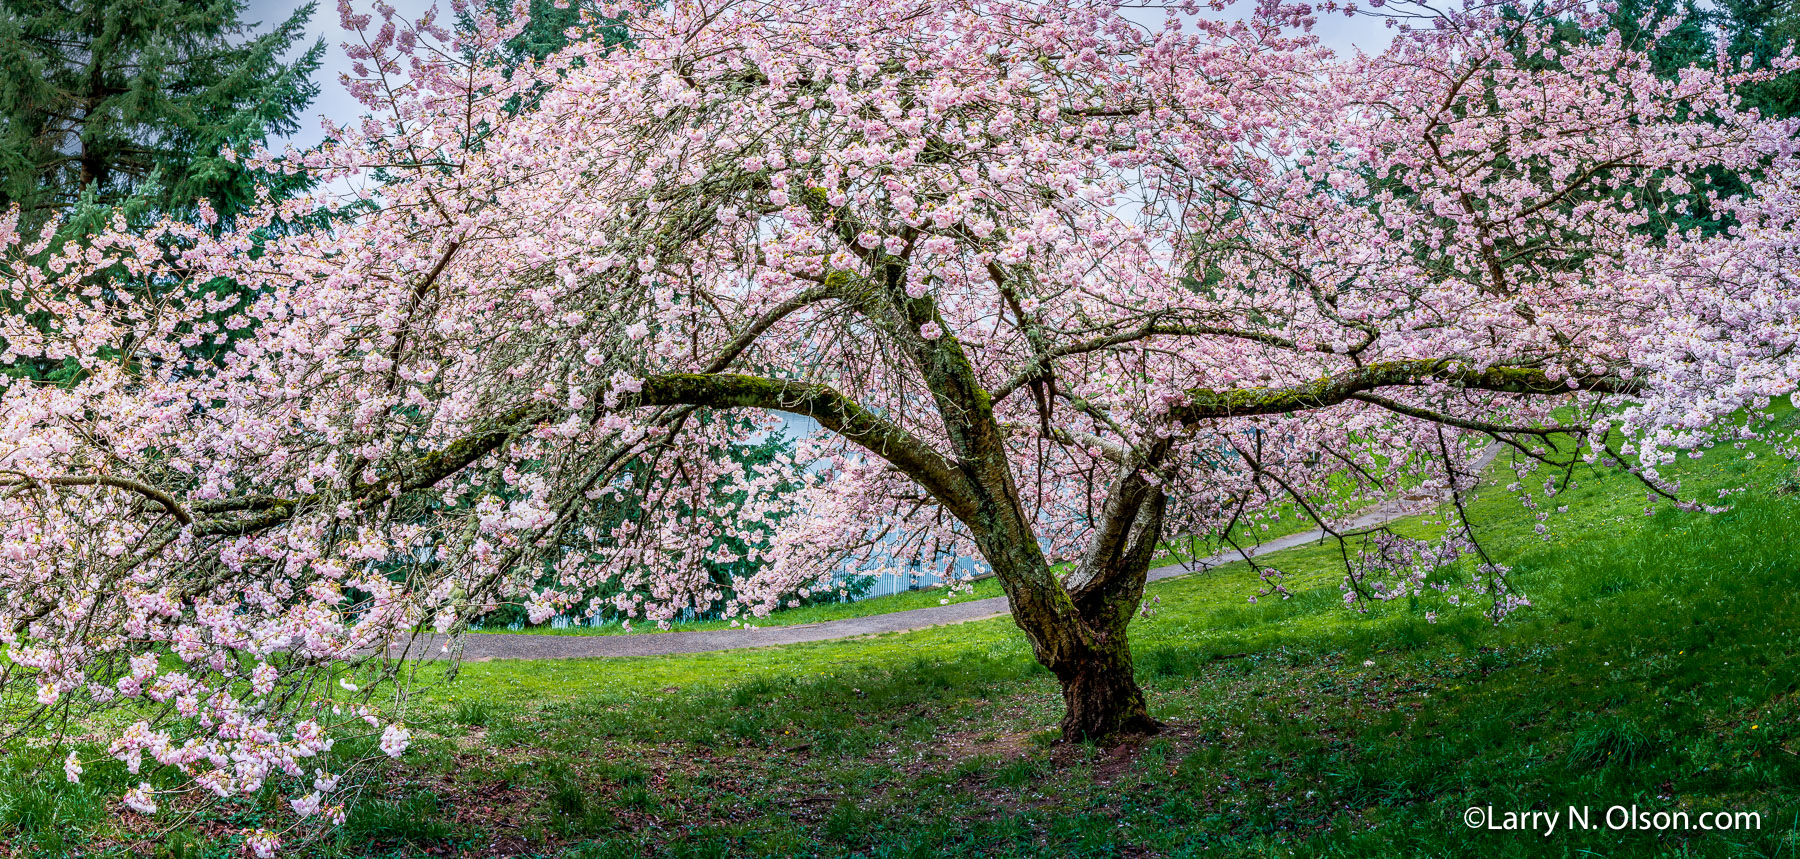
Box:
[3,0,1798,842]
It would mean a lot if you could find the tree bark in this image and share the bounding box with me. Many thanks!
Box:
[959,469,1170,744]
[1053,625,1160,741]
[1054,483,1167,742]
[972,519,1162,743]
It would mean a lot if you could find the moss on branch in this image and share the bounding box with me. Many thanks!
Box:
[636,373,978,517]
[1173,360,1640,422]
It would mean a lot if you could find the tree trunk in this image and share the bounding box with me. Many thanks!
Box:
[1054,632,1160,742]
[976,481,1167,744]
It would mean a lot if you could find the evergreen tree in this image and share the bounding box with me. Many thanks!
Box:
[482,0,629,67]
[1717,0,1800,120]
[0,0,324,237]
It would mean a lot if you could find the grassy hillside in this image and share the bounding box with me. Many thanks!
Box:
[4,426,1798,857]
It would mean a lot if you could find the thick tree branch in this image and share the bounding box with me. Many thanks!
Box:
[634,372,979,518]
[2,473,193,525]
[1169,360,1639,423]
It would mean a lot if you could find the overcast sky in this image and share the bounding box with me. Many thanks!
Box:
[246,0,1400,151]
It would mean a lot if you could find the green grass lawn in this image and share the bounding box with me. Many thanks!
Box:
[6,425,1799,858]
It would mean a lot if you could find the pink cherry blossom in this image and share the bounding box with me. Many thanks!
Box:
[122,783,157,815]
[380,724,412,758]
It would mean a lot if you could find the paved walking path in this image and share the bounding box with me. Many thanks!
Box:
[386,491,1461,662]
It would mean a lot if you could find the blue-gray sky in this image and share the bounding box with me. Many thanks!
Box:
[245,0,432,151]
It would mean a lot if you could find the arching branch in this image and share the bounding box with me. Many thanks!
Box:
[192,403,554,535]
[700,281,841,374]
[1169,359,1640,423]
[633,372,980,519]
[1,473,193,525]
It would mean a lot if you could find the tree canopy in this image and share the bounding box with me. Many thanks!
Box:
[1,0,1796,849]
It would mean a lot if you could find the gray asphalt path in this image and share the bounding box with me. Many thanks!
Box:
[386,492,1456,662]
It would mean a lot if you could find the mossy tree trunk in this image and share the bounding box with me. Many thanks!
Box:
[1054,632,1158,740]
